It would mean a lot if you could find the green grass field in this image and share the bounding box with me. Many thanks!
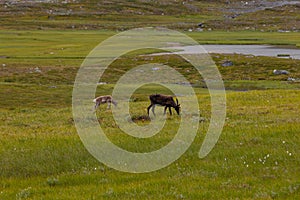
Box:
[1,84,299,199]
[1,29,300,199]
[1,1,300,199]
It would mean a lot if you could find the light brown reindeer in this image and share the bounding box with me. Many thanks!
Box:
[93,95,117,110]
[147,94,180,116]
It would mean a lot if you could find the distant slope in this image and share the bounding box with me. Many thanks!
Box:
[0,0,299,31]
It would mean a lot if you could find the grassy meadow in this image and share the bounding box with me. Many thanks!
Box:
[1,0,300,199]
[1,29,300,199]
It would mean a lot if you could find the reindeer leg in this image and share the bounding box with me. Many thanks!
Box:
[112,100,117,107]
[95,101,100,110]
[169,107,172,115]
[147,104,153,116]
[107,101,111,109]
[164,106,167,115]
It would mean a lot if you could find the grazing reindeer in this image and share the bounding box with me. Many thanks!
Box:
[147,94,180,116]
[93,95,117,110]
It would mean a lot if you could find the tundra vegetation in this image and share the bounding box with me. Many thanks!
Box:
[0,0,300,199]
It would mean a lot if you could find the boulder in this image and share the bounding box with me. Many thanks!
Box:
[273,69,289,75]
[221,60,233,67]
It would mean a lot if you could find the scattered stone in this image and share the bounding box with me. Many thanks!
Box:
[34,67,42,73]
[273,69,289,75]
[198,23,204,28]
[175,82,191,86]
[221,60,233,67]
[97,82,107,85]
[278,30,291,33]
[287,77,300,82]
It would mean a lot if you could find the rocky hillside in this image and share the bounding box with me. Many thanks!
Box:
[0,0,299,31]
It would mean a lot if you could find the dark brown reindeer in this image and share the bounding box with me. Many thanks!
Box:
[93,95,117,110]
[147,94,181,116]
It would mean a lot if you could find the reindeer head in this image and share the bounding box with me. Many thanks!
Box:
[174,98,181,115]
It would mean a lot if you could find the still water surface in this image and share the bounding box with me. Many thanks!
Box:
[160,45,300,60]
